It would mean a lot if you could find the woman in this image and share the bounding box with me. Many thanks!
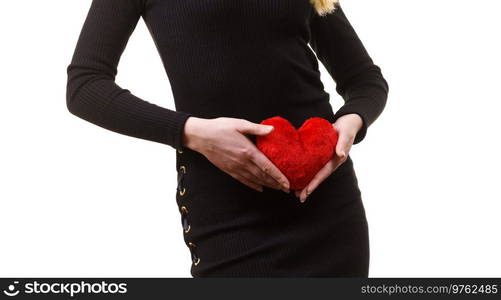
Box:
[66,0,388,277]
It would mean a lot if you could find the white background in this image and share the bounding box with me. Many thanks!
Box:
[1,0,500,277]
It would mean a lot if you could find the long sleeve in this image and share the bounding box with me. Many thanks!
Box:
[66,0,192,150]
[309,5,389,144]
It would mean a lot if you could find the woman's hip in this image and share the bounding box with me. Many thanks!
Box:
[173,149,369,276]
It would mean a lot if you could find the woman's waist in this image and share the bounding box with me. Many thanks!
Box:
[175,93,335,128]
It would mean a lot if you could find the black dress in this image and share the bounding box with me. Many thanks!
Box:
[67,0,388,276]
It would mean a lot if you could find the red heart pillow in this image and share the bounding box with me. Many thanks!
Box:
[256,116,338,190]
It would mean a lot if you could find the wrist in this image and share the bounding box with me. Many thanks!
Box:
[182,116,206,151]
[334,113,363,136]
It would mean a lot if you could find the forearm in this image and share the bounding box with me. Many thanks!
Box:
[66,71,191,149]
[333,66,388,144]
[309,5,389,144]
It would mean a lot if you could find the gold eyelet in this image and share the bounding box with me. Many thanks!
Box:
[180,206,190,233]
[193,257,200,266]
[179,187,186,196]
[188,242,200,265]
[179,165,187,174]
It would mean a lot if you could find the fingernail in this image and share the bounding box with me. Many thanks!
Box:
[266,125,274,132]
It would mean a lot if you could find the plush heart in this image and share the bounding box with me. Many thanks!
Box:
[256,116,338,190]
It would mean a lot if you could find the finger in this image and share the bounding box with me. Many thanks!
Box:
[231,173,263,192]
[246,163,283,190]
[249,161,287,191]
[250,151,290,192]
[299,160,337,203]
[335,130,354,159]
[237,120,274,136]
[240,168,274,190]
[295,190,301,198]
[298,187,308,203]
[239,166,274,190]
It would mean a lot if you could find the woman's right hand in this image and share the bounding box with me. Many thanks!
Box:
[182,116,290,193]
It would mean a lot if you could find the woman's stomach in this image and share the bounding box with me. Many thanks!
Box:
[172,82,336,129]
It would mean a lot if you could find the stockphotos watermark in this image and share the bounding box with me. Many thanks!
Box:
[2,280,127,297]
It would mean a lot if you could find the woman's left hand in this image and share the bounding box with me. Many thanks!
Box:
[295,113,364,202]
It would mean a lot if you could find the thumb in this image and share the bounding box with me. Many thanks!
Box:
[335,130,353,159]
[238,121,274,136]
